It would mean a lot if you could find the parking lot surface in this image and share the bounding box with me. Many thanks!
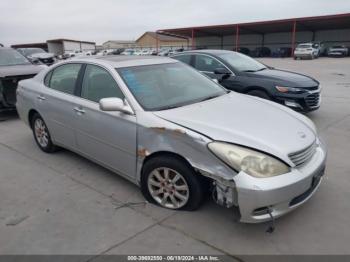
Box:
[0,57,350,256]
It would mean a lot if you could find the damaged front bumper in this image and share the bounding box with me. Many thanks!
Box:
[208,143,327,223]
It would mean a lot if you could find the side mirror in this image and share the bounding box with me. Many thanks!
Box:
[214,68,231,81]
[99,97,133,115]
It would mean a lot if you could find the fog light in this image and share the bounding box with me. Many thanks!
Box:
[284,100,302,108]
[252,206,270,216]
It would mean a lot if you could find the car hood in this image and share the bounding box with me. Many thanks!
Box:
[154,93,316,164]
[29,53,55,59]
[245,69,319,88]
[0,64,46,78]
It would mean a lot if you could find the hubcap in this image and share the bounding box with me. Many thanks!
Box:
[34,119,49,148]
[147,167,189,209]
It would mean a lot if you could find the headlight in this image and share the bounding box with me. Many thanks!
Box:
[208,142,290,178]
[275,86,304,93]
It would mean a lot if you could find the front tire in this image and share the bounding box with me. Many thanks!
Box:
[141,156,204,211]
[31,113,58,153]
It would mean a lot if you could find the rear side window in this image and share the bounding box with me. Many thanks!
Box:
[173,55,192,65]
[49,64,82,95]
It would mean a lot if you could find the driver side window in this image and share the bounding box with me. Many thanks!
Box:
[194,55,225,73]
[81,65,124,103]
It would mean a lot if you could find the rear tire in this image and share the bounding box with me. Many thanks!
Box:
[141,156,204,211]
[247,90,271,100]
[31,113,58,153]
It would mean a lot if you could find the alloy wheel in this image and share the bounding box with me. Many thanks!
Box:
[34,118,49,148]
[147,167,190,209]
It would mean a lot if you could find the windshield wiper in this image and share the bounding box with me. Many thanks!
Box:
[242,68,266,72]
[242,69,258,72]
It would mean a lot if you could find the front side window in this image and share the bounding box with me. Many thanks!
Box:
[81,65,124,103]
[49,64,82,95]
[117,62,226,111]
[194,55,226,72]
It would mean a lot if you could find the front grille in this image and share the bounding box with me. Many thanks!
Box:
[307,86,319,91]
[288,141,317,166]
[40,58,54,64]
[305,92,320,108]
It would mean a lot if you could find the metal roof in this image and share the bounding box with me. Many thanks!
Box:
[158,13,350,37]
[47,39,96,45]
[136,32,188,42]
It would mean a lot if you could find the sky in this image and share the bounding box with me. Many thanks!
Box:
[1,0,349,46]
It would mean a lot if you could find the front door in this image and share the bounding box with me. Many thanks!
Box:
[74,64,137,179]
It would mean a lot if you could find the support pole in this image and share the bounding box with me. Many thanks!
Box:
[262,34,265,47]
[156,31,159,53]
[191,29,195,50]
[291,20,297,57]
[235,25,239,51]
[312,31,315,42]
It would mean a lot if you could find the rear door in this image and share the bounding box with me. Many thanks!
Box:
[73,64,137,179]
[38,63,83,149]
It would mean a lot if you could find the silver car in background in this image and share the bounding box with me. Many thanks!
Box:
[16,56,327,223]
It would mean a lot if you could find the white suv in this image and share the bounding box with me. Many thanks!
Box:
[294,43,320,60]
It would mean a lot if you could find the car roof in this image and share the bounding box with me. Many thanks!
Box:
[175,49,234,56]
[71,55,177,68]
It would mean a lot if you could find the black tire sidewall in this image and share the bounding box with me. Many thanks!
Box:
[141,156,204,211]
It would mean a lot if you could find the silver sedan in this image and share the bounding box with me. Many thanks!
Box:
[16,56,327,223]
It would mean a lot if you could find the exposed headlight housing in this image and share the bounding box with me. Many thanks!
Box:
[275,86,304,93]
[208,142,290,178]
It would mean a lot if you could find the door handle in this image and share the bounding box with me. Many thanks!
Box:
[73,107,85,114]
[37,95,46,101]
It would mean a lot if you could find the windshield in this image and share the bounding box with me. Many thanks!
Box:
[22,48,46,56]
[0,49,31,66]
[217,52,267,72]
[117,62,226,111]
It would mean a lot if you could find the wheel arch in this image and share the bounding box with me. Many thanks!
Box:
[141,151,195,179]
[28,109,40,129]
[244,86,271,95]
